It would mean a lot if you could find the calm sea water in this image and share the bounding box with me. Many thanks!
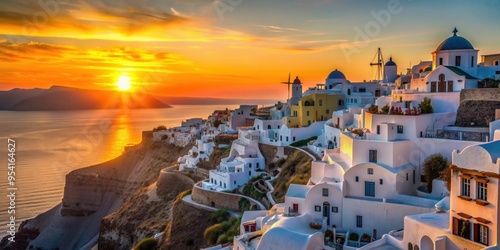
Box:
[0,105,239,237]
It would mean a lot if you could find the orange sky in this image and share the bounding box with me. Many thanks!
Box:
[1,0,500,99]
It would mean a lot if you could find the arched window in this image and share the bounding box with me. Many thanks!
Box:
[408,243,413,250]
[267,125,271,129]
[439,74,445,81]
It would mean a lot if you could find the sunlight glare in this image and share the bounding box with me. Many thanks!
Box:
[117,75,132,91]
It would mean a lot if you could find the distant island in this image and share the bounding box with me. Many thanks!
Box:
[0,86,171,111]
[0,86,275,111]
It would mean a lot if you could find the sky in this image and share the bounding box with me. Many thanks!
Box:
[1,0,500,99]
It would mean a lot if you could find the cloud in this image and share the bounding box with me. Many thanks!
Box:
[254,25,299,33]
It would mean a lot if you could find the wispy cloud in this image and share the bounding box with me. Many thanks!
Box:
[253,25,299,33]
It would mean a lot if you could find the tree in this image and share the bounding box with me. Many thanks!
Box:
[423,153,448,193]
[440,165,452,191]
[419,97,434,114]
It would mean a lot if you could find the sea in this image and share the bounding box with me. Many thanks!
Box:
[0,105,240,237]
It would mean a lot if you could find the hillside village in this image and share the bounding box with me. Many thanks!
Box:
[148,28,500,250]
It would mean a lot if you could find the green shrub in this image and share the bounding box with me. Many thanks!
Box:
[210,209,230,223]
[204,223,226,245]
[380,105,390,114]
[419,97,434,114]
[133,238,157,250]
[238,198,250,212]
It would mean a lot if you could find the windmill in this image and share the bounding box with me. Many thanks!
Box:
[281,73,292,102]
[370,47,384,82]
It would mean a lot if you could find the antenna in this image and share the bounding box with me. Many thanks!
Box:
[281,73,292,102]
[370,48,384,82]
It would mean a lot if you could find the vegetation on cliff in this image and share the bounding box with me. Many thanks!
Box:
[272,150,312,203]
[203,209,241,245]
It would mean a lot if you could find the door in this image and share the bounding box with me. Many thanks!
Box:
[323,202,330,225]
[293,203,299,212]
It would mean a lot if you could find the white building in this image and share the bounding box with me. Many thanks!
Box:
[179,134,216,170]
[229,105,258,131]
[181,118,204,127]
[363,140,500,250]
[205,129,265,191]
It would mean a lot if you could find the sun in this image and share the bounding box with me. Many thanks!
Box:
[116,75,132,91]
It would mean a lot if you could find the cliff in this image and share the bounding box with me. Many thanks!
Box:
[0,139,190,249]
[98,168,204,249]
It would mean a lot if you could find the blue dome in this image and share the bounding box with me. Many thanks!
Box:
[435,28,474,51]
[385,57,396,66]
[327,69,346,80]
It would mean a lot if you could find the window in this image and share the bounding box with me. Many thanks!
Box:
[256,163,259,168]
[406,173,409,181]
[293,137,296,141]
[376,125,380,134]
[249,171,251,176]
[356,215,363,228]
[494,60,499,66]
[267,125,271,129]
[477,182,487,201]
[359,88,366,93]
[380,179,383,185]
[439,58,443,65]
[286,136,289,142]
[355,176,359,182]
[408,243,413,250]
[348,89,351,95]
[475,223,489,246]
[461,178,470,197]
[365,181,375,197]
[332,207,338,213]
[322,188,329,197]
[224,183,226,188]
[315,206,321,212]
[453,217,470,239]
[249,163,252,168]
[234,181,236,185]
[413,170,416,184]
[369,150,377,163]
[471,56,474,67]
[397,125,404,134]
[319,100,323,106]
[455,56,461,66]
[306,111,310,116]
[326,109,330,114]
[367,168,374,175]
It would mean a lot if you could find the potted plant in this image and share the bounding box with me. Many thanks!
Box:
[348,232,359,247]
[360,233,371,243]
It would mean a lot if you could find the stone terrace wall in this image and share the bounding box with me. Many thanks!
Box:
[191,184,259,211]
[456,89,500,127]
[460,88,500,103]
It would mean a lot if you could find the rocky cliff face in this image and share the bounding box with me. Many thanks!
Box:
[0,139,190,250]
[98,168,201,250]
